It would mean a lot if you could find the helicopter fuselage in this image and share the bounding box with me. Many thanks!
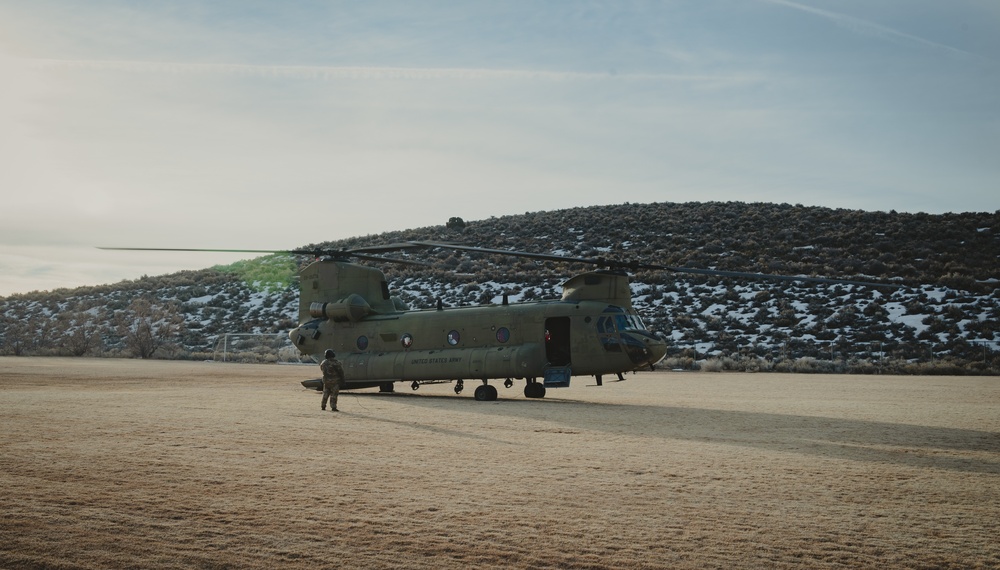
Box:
[291,297,667,388]
[288,260,669,398]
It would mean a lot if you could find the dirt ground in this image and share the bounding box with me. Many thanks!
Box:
[1,358,998,569]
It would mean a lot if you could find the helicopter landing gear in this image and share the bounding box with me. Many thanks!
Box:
[411,381,420,391]
[524,379,546,399]
[503,378,514,389]
[379,382,395,393]
[454,379,464,394]
[474,383,498,401]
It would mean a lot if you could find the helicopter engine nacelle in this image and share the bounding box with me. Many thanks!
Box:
[309,293,372,322]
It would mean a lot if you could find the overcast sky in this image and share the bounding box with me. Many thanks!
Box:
[1,0,997,297]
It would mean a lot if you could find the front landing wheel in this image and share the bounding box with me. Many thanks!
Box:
[474,384,499,401]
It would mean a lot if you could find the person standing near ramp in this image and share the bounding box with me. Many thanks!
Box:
[320,349,345,412]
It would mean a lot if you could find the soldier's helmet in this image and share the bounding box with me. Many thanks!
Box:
[324,349,336,359]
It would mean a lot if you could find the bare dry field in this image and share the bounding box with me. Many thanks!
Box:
[1,358,998,569]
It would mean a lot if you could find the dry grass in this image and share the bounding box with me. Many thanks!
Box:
[2,358,998,569]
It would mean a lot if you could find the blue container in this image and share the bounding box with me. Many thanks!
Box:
[543,366,572,388]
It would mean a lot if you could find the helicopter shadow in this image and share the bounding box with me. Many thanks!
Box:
[343,391,518,446]
[359,391,1000,475]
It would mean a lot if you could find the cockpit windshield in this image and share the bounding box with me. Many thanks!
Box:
[598,311,648,336]
[615,313,646,332]
[597,309,655,361]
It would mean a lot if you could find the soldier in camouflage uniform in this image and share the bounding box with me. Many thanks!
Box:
[320,349,345,412]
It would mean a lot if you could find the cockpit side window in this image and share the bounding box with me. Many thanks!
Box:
[597,316,621,352]
[615,315,629,332]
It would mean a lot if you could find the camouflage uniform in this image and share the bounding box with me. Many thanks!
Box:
[321,357,345,411]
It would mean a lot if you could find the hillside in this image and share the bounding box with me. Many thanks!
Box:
[2,202,998,373]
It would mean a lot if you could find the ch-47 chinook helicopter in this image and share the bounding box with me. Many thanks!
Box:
[104,242,899,401]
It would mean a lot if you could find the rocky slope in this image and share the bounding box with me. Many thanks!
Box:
[2,202,997,373]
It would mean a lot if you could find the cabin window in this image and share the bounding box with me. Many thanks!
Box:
[496,327,510,343]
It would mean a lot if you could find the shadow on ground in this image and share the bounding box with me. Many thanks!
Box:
[347,390,1000,474]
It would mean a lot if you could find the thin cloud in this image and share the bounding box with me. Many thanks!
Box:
[29,58,757,87]
[762,0,988,62]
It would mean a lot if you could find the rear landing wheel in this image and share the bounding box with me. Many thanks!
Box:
[524,382,546,399]
[379,382,395,393]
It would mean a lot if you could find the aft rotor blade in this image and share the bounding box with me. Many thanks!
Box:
[646,266,904,289]
[347,242,432,254]
[408,241,902,289]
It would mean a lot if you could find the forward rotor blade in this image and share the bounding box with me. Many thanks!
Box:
[408,241,609,266]
[348,252,431,267]
[98,247,290,254]
[98,246,430,267]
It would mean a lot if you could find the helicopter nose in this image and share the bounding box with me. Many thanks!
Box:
[623,331,668,368]
[648,334,668,365]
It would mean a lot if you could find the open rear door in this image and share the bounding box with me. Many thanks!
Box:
[545,316,571,366]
